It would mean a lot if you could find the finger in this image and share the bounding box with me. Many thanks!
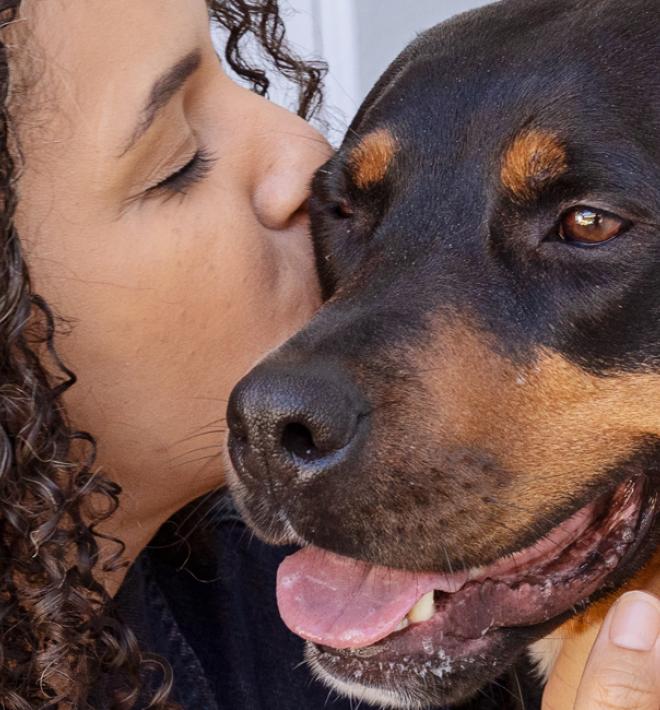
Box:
[574,591,660,710]
[542,623,601,710]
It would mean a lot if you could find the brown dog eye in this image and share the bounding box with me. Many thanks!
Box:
[559,207,628,245]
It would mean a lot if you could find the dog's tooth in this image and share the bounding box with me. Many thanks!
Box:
[395,618,410,632]
[467,565,487,581]
[407,591,435,624]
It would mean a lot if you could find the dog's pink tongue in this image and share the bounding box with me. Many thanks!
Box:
[277,546,440,650]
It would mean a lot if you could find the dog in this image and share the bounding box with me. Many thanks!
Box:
[225,0,660,707]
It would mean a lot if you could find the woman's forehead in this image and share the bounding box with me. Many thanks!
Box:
[16,0,210,139]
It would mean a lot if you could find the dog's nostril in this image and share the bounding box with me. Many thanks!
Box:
[228,362,368,483]
[281,422,321,462]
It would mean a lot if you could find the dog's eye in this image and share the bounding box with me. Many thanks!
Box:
[558,207,629,246]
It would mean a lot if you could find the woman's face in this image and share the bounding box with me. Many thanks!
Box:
[15,1,329,526]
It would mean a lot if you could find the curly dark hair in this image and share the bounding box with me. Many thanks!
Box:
[0,2,325,708]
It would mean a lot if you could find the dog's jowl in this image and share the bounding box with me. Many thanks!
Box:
[226,0,660,707]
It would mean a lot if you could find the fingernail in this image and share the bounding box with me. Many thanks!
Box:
[610,592,660,652]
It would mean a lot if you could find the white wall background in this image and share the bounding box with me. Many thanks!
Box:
[278,1,491,141]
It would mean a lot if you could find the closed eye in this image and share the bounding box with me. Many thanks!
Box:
[145,148,217,200]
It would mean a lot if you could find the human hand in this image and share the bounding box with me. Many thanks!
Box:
[543,591,660,710]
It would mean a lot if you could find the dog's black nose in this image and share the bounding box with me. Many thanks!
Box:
[227,361,368,483]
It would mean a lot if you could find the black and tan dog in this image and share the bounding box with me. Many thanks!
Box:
[226,0,660,707]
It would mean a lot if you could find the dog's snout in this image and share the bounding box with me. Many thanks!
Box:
[227,361,368,483]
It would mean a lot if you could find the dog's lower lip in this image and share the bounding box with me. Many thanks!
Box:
[312,475,649,663]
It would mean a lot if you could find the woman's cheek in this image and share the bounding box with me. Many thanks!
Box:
[203,221,319,374]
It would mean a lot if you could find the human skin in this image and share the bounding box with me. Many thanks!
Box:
[13,0,331,595]
[544,579,660,710]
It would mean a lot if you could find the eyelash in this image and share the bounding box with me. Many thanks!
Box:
[145,147,216,200]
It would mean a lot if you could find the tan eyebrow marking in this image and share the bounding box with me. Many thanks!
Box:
[349,129,398,190]
[500,129,568,202]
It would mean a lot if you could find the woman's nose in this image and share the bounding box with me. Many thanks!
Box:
[252,110,332,231]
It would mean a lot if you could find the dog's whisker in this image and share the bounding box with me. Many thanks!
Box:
[324,687,334,707]
[167,452,222,470]
[172,425,227,446]
[186,418,227,433]
[177,429,226,445]
[176,430,226,449]
[485,674,526,705]
[169,443,222,463]
[172,490,221,536]
[177,493,227,542]
[441,543,455,576]
[513,669,526,710]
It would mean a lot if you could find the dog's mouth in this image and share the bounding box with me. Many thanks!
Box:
[276,475,654,704]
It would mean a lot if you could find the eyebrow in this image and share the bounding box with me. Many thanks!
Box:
[122,49,202,155]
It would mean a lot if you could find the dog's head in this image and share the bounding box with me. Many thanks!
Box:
[226,0,660,706]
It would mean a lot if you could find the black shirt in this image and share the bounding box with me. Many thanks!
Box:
[114,493,541,710]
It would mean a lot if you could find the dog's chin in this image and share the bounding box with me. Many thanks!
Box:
[231,472,656,709]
